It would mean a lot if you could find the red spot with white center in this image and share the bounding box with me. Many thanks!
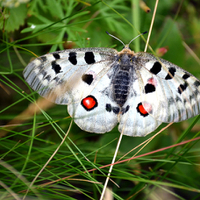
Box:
[87,70,96,79]
[137,102,152,117]
[81,95,98,111]
[148,77,157,87]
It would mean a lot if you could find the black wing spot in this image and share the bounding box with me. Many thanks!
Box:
[113,107,120,114]
[41,70,47,78]
[150,61,162,75]
[85,52,95,64]
[105,104,120,114]
[52,61,62,74]
[45,75,51,81]
[122,105,130,114]
[175,95,182,102]
[165,67,176,80]
[53,76,60,83]
[194,80,200,87]
[53,53,60,59]
[40,56,47,62]
[168,97,175,106]
[194,89,199,96]
[144,83,156,94]
[82,74,93,85]
[106,104,112,112]
[69,52,77,65]
[178,82,188,94]
[182,73,190,80]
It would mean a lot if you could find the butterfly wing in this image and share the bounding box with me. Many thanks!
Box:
[118,52,200,137]
[117,62,162,136]
[24,47,200,137]
[118,73,162,136]
[135,52,200,123]
[23,48,119,133]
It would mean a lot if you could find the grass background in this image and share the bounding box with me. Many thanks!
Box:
[1,0,200,199]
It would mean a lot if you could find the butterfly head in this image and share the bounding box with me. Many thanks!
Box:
[106,31,147,51]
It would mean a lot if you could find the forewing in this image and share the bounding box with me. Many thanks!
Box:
[24,47,116,104]
[135,52,200,123]
[23,47,119,133]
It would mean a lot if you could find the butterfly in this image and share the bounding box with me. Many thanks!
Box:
[23,33,200,137]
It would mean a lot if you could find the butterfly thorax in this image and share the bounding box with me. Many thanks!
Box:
[113,49,135,107]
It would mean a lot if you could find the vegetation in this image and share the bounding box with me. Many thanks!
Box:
[0,0,200,199]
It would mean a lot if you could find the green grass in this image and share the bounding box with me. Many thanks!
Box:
[1,0,200,199]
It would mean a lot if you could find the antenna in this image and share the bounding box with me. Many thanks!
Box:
[128,31,147,47]
[106,31,147,48]
[106,31,125,47]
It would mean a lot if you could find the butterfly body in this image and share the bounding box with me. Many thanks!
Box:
[24,46,200,136]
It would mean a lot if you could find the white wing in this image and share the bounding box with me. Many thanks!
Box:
[118,52,200,137]
[24,48,119,133]
[24,48,115,104]
[135,52,200,123]
[118,79,162,136]
[24,48,200,137]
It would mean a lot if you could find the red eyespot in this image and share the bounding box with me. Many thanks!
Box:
[148,77,157,86]
[81,95,98,111]
[137,102,152,117]
[138,104,148,115]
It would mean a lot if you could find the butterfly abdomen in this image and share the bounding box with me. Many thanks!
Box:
[113,69,130,107]
[112,53,134,107]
